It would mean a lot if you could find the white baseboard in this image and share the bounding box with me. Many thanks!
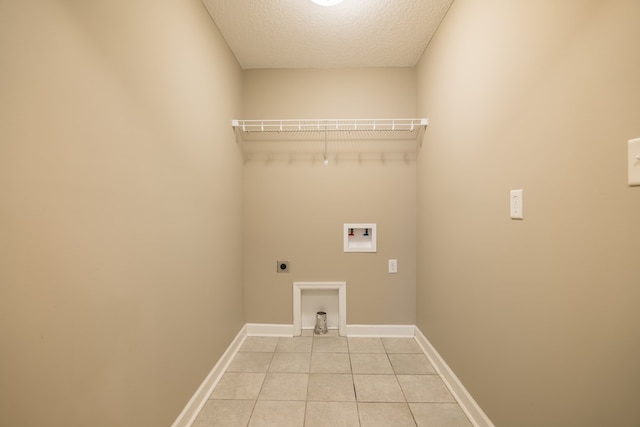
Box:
[246,323,294,337]
[171,325,247,427]
[414,327,495,427]
[346,324,415,337]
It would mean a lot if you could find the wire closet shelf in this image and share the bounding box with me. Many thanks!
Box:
[231,118,429,158]
[232,118,428,134]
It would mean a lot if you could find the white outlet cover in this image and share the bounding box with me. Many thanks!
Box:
[628,138,640,186]
[388,259,398,274]
[510,189,523,219]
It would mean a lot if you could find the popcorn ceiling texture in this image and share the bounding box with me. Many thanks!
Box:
[202,0,454,69]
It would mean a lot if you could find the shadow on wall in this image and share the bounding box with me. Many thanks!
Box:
[238,138,422,164]
[243,151,418,165]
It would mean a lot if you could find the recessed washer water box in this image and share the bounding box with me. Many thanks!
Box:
[343,223,377,253]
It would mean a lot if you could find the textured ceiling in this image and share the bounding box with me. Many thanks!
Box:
[202,0,454,69]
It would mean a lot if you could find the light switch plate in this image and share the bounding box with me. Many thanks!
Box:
[510,189,523,219]
[628,138,640,186]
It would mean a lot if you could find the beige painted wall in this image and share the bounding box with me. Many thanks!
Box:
[416,1,640,426]
[0,1,244,426]
[242,69,417,325]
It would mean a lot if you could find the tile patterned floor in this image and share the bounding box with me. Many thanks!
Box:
[192,331,473,427]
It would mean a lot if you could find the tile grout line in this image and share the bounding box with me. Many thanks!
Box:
[248,340,277,426]
[347,337,361,426]
[303,336,311,427]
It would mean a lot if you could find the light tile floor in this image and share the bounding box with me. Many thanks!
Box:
[192,331,473,427]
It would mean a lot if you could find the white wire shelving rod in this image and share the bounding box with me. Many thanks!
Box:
[231,118,429,133]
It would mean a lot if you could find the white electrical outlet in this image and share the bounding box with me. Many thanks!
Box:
[510,189,523,219]
[388,259,398,274]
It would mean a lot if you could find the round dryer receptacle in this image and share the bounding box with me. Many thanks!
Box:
[276,260,290,273]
